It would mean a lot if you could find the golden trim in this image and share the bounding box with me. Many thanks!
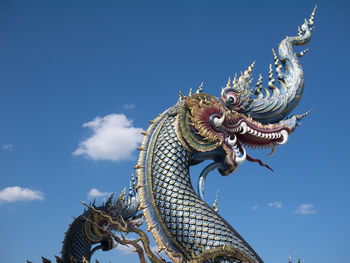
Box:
[175,113,194,153]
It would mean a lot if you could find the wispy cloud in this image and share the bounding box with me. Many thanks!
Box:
[2,144,13,150]
[123,103,136,110]
[268,201,282,209]
[114,244,134,254]
[87,188,112,199]
[293,204,317,215]
[252,205,258,211]
[0,186,44,204]
[73,114,144,161]
[113,234,142,254]
[114,242,158,255]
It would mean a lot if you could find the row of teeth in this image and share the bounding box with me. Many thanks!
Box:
[231,122,283,139]
[243,144,272,150]
[247,127,282,139]
[243,143,277,156]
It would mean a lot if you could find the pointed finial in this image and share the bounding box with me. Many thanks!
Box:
[226,77,231,89]
[238,61,255,88]
[272,49,279,64]
[309,5,317,25]
[255,74,263,95]
[188,87,192,96]
[196,82,203,93]
[232,73,237,85]
[248,61,255,72]
[268,64,275,89]
[178,91,186,100]
[272,49,283,78]
[244,61,255,78]
[297,26,302,37]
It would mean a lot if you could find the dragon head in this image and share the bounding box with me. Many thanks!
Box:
[179,87,308,177]
[84,175,142,251]
[177,7,316,177]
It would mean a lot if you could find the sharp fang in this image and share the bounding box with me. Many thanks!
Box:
[267,145,277,156]
[235,146,246,165]
[277,130,289,145]
[240,122,248,134]
[214,112,225,128]
[227,135,237,147]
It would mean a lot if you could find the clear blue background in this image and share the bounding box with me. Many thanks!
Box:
[0,1,349,263]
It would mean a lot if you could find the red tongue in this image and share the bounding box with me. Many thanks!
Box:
[246,154,274,172]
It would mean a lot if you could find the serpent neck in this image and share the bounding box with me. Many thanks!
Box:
[61,214,92,263]
[137,110,263,263]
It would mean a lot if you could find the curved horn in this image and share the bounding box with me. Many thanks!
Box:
[244,6,316,124]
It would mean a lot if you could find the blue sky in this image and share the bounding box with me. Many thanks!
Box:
[0,1,349,262]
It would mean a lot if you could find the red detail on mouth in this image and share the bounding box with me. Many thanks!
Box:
[236,141,273,172]
[246,154,274,172]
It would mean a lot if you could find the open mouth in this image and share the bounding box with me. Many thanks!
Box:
[227,119,289,146]
[218,116,291,171]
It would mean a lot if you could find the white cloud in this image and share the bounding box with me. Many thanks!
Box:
[2,144,13,150]
[268,201,282,209]
[0,186,44,204]
[123,103,136,110]
[113,234,141,254]
[293,204,317,215]
[114,243,158,255]
[87,188,112,199]
[114,244,134,254]
[252,205,258,211]
[73,114,144,161]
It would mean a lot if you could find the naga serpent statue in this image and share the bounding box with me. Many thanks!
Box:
[135,6,316,263]
[33,176,141,263]
[33,6,316,263]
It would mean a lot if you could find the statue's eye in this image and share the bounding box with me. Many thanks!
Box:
[226,92,239,106]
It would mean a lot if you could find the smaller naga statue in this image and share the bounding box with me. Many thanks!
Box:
[32,176,142,263]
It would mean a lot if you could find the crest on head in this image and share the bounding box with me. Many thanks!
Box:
[221,62,255,113]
